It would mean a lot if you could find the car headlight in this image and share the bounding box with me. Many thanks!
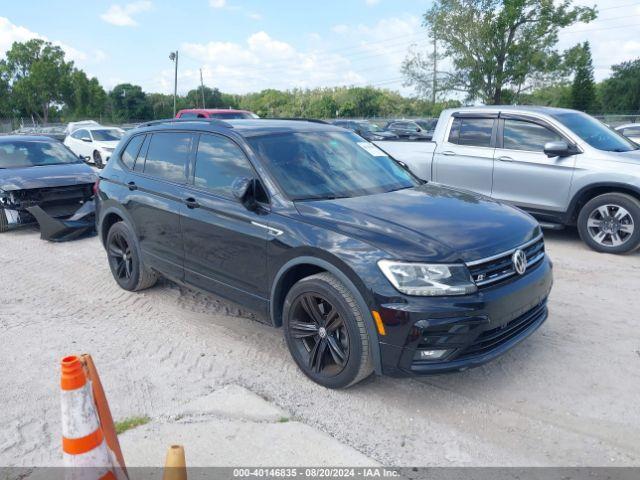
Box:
[378,260,477,296]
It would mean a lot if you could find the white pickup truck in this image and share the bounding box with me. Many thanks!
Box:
[373,105,640,254]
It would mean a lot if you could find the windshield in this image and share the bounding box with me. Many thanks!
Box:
[416,120,436,130]
[358,122,383,133]
[91,129,124,141]
[551,111,638,152]
[247,131,418,201]
[210,112,257,119]
[0,140,82,168]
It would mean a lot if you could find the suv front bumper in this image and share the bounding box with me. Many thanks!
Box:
[375,256,553,376]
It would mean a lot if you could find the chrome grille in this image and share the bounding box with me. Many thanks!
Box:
[467,234,545,288]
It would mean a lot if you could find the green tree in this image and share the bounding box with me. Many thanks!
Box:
[569,42,597,112]
[403,0,597,104]
[64,69,107,119]
[4,39,74,122]
[108,83,151,121]
[598,59,640,114]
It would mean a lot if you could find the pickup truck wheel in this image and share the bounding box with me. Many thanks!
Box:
[578,193,640,254]
[0,208,8,233]
[106,221,157,291]
[283,272,373,389]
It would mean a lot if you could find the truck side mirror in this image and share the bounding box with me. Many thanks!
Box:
[543,141,574,157]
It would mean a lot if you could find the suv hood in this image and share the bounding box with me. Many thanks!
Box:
[0,163,97,191]
[294,184,540,263]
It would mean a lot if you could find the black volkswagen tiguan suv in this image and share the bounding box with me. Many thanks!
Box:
[96,119,553,388]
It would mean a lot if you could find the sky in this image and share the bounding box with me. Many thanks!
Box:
[1,0,639,97]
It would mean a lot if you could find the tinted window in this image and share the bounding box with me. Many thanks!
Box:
[143,132,192,182]
[134,135,150,172]
[179,112,198,118]
[458,118,494,147]
[551,111,637,152]
[194,134,255,197]
[448,118,461,143]
[91,129,124,141]
[72,129,90,140]
[0,140,82,168]
[503,120,563,151]
[208,112,255,119]
[247,131,418,200]
[623,127,640,136]
[120,135,145,169]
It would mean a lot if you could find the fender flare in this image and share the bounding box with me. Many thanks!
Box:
[567,182,640,222]
[270,256,383,375]
[97,203,137,246]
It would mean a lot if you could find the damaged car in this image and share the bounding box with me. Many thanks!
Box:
[0,136,97,240]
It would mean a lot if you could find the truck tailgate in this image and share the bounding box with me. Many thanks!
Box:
[373,141,436,180]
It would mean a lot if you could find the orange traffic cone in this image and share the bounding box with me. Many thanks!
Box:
[162,445,187,480]
[60,355,116,479]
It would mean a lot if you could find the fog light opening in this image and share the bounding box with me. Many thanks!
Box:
[414,349,449,361]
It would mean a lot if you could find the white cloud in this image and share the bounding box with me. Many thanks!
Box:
[0,16,87,64]
[100,1,152,27]
[365,0,380,5]
[557,1,640,81]
[176,30,368,94]
[209,0,225,8]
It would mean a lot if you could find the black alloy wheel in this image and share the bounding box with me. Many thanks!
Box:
[108,231,133,282]
[289,293,350,376]
[283,272,373,389]
[105,221,157,291]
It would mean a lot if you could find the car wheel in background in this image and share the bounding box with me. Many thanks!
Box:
[93,150,104,169]
[0,208,8,233]
[578,192,640,254]
[106,221,157,291]
[283,272,373,389]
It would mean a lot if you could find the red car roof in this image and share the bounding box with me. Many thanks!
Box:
[176,108,255,117]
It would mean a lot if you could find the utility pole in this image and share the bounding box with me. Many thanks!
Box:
[432,32,437,105]
[169,50,179,117]
[200,68,206,108]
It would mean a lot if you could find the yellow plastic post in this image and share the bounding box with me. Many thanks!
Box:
[162,444,187,480]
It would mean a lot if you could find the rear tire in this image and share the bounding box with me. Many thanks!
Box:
[283,272,373,389]
[577,192,640,254]
[93,150,104,169]
[106,221,157,291]
[0,208,8,233]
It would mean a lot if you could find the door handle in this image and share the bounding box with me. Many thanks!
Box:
[441,151,455,156]
[497,156,514,162]
[183,197,200,209]
[127,181,137,191]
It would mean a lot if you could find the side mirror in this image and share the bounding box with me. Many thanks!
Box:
[81,137,92,143]
[543,141,575,158]
[416,127,421,132]
[231,177,259,211]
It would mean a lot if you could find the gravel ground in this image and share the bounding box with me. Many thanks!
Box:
[0,226,639,467]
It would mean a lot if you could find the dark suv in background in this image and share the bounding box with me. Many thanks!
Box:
[96,118,553,388]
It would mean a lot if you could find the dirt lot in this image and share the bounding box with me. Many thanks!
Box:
[1,226,639,467]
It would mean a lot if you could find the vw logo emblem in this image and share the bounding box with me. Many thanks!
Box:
[512,249,527,275]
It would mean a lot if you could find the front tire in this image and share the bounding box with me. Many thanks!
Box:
[93,150,104,169]
[106,221,157,291]
[577,193,640,254]
[283,272,373,389]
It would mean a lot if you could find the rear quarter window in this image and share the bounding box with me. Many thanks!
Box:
[120,135,145,169]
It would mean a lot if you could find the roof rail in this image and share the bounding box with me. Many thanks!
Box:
[136,118,233,129]
[263,117,330,125]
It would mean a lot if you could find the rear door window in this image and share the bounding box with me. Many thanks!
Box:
[458,118,494,147]
[503,119,563,152]
[193,134,255,198]
[143,132,193,183]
